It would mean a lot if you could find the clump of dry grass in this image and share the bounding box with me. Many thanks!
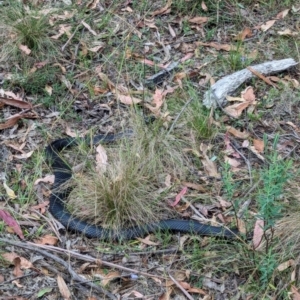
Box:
[65,118,190,231]
[267,212,300,258]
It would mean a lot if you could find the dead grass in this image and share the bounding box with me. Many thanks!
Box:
[0,0,299,298]
[65,115,189,231]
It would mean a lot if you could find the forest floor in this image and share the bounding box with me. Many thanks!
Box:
[0,0,300,299]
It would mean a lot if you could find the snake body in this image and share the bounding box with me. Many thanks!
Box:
[46,133,238,241]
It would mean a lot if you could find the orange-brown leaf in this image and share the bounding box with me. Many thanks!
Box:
[189,16,209,25]
[253,219,264,249]
[0,113,37,130]
[0,97,32,109]
[152,0,172,16]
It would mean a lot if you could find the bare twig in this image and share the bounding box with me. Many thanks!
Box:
[61,23,82,52]
[31,209,62,242]
[1,238,167,281]
[181,196,207,220]
[0,238,116,300]
[167,98,193,134]
[168,273,194,300]
[229,138,253,185]
[237,179,263,218]
[204,58,298,108]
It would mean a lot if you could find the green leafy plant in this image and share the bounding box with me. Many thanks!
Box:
[257,134,292,251]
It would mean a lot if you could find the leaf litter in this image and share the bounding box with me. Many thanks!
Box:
[0,0,299,299]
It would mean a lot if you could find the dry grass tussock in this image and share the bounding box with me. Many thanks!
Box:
[267,212,300,258]
[65,120,190,231]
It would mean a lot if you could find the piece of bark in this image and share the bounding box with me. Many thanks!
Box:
[203,58,298,108]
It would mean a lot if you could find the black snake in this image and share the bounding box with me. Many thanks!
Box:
[46,133,238,241]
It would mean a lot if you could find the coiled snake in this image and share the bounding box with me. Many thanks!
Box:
[46,133,238,241]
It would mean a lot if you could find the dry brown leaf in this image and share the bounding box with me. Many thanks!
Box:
[200,143,220,178]
[145,89,164,114]
[35,235,58,245]
[51,25,72,39]
[268,76,281,82]
[286,121,298,129]
[137,235,159,246]
[116,93,142,105]
[224,102,251,118]
[0,113,36,130]
[86,0,100,9]
[237,218,246,234]
[253,139,264,153]
[179,281,191,289]
[217,197,232,208]
[19,44,31,55]
[79,42,88,57]
[278,29,299,36]
[141,18,158,29]
[34,175,55,185]
[89,43,105,52]
[180,52,194,62]
[95,144,108,173]
[0,210,24,239]
[12,257,23,277]
[284,76,300,88]
[3,182,16,199]
[13,150,34,159]
[226,95,244,102]
[261,19,276,32]
[0,97,32,109]
[226,126,250,139]
[241,86,256,102]
[30,201,49,214]
[170,186,188,207]
[235,27,252,41]
[152,0,172,16]
[201,1,208,11]
[53,63,67,73]
[195,41,235,51]
[93,86,108,94]
[3,253,33,269]
[189,16,209,25]
[291,285,300,300]
[159,287,172,300]
[123,291,144,298]
[60,75,72,91]
[97,270,120,286]
[97,72,115,90]
[248,145,265,161]
[57,275,71,300]
[187,287,207,294]
[277,259,294,271]
[81,20,97,35]
[224,156,241,168]
[1,90,22,100]
[253,219,264,249]
[168,24,176,38]
[276,9,289,19]
[181,181,206,192]
[45,85,52,95]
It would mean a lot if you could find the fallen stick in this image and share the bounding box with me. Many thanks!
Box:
[0,238,116,300]
[203,58,298,108]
